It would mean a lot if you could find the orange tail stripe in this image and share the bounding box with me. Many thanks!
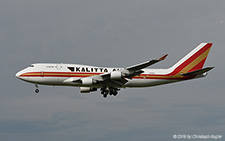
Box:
[170,43,212,75]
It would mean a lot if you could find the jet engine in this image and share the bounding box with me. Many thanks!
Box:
[80,87,97,93]
[110,71,123,80]
[81,77,94,85]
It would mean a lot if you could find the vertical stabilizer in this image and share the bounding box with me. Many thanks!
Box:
[170,43,212,75]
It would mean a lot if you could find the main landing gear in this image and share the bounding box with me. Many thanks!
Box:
[100,87,119,98]
[35,84,39,93]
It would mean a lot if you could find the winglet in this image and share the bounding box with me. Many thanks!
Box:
[158,54,168,61]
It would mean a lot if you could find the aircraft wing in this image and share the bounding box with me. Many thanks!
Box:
[64,54,168,87]
[125,54,168,72]
[93,54,168,86]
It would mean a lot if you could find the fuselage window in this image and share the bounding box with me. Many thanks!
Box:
[67,67,75,72]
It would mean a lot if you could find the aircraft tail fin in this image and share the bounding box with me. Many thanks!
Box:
[170,43,213,75]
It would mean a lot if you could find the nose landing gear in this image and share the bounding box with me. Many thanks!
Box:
[35,84,39,93]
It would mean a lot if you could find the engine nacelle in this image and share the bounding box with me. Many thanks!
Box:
[81,77,93,85]
[80,87,97,93]
[110,71,123,80]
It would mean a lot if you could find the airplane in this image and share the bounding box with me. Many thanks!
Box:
[16,43,214,98]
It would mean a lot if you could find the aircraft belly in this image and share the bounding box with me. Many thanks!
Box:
[124,79,178,87]
[25,77,67,85]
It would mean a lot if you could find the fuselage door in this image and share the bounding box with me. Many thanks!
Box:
[56,64,62,70]
[41,71,44,77]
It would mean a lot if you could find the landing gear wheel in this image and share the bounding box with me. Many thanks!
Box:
[102,91,109,98]
[113,91,118,96]
[35,89,39,93]
[34,84,39,93]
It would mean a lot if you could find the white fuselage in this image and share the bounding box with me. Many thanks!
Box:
[16,63,182,88]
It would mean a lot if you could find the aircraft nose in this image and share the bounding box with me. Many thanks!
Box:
[15,71,22,78]
[15,72,19,78]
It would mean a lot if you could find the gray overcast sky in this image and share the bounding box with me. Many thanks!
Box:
[0,0,225,141]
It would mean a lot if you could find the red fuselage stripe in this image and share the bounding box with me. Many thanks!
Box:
[20,72,190,80]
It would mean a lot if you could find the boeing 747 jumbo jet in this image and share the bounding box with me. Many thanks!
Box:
[16,43,213,98]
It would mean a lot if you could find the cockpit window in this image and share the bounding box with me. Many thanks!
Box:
[29,65,34,67]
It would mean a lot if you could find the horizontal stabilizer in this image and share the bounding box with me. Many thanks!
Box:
[181,67,214,76]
